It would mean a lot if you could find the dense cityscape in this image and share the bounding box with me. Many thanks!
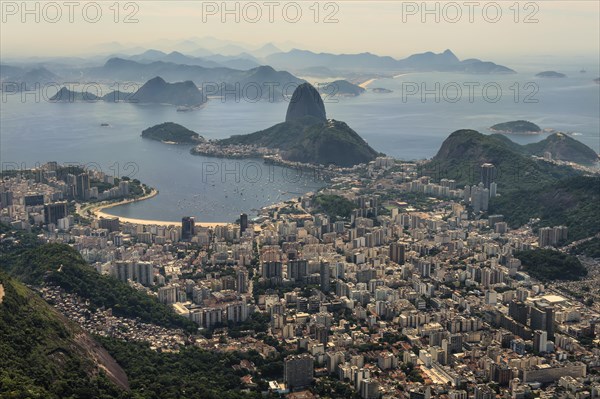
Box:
[1,155,599,398]
[1,2,599,398]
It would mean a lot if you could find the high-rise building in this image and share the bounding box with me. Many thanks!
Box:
[489,182,497,197]
[24,194,45,206]
[508,300,529,326]
[76,173,90,200]
[320,261,331,293]
[534,330,548,353]
[118,180,130,197]
[158,286,177,304]
[226,302,249,323]
[389,242,406,265]
[539,226,568,247]
[288,259,309,282]
[538,227,552,247]
[545,306,555,340]
[240,213,248,234]
[136,261,154,286]
[315,324,328,345]
[0,191,13,208]
[480,163,496,189]
[261,261,283,283]
[360,378,380,399]
[99,216,120,232]
[490,363,512,386]
[530,306,547,331]
[44,201,68,225]
[236,269,248,293]
[284,354,314,391]
[474,384,495,399]
[494,222,507,234]
[182,216,195,240]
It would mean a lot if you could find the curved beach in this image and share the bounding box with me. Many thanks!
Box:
[83,189,229,228]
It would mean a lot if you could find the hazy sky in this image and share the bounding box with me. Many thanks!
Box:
[1,0,599,62]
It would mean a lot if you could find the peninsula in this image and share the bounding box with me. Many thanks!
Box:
[191,83,379,167]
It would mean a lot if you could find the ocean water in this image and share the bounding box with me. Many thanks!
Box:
[1,71,598,222]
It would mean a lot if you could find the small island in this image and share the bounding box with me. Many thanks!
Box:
[490,120,541,135]
[141,122,205,144]
[50,87,101,102]
[50,76,207,107]
[317,80,365,97]
[535,71,566,78]
[372,88,393,93]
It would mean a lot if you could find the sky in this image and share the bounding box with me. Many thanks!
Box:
[1,0,599,63]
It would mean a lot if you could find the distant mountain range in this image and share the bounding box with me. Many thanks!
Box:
[0,66,60,91]
[266,49,515,74]
[2,47,516,98]
[84,59,304,101]
[218,83,379,167]
[124,49,262,70]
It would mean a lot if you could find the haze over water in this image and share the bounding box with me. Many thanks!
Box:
[2,71,598,222]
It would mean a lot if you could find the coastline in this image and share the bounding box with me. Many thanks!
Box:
[359,78,377,88]
[84,188,229,228]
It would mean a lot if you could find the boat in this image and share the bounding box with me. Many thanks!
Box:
[100,123,109,127]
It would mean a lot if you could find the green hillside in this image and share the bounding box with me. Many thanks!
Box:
[490,176,600,241]
[0,225,196,332]
[142,122,204,144]
[490,120,541,133]
[430,129,581,190]
[429,130,599,241]
[523,132,599,165]
[0,224,261,398]
[0,273,129,398]
[97,338,260,399]
[220,116,379,167]
[515,249,587,281]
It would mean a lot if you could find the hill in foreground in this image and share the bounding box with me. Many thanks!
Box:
[218,83,378,167]
[0,273,129,398]
[0,225,262,398]
[430,130,583,189]
[0,230,196,332]
[431,130,596,189]
[429,130,599,241]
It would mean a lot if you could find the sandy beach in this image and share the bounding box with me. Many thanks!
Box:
[84,188,229,228]
[95,210,228,228]
[359,78,377,88]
